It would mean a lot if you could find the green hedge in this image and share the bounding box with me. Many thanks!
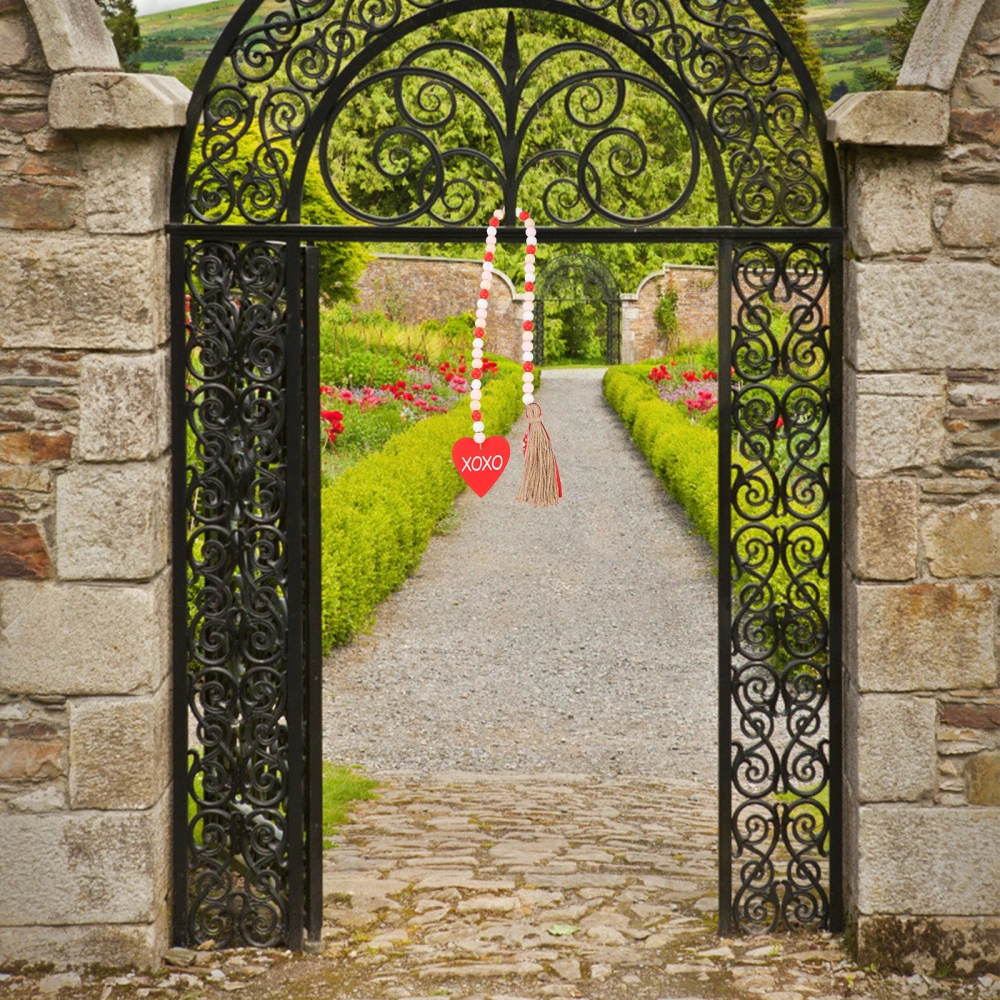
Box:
[603,364,718,550]
[604,362,830,664]
[320,359,525,649]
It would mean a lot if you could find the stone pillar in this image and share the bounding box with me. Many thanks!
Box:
[0,0,188,969]
[829,0,1000,974]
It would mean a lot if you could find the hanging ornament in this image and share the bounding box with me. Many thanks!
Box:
[451,207,562,505]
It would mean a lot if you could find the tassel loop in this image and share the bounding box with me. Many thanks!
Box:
[515,403,562,507]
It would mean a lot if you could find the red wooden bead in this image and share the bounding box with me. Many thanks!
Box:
[474,327,485,337]
[519,210,529,221]
[489,217,499,227]
[523,321,533,331]
[523,362,533,372]
[526,245,536,255]
[524,281,534,291]
[471,368,482,379]
[471,410,482,421]
[479,289,489,299]
[484,251,494,262]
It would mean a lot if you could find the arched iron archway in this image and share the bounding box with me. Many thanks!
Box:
[533,253,621,365]
[169,0,844,951]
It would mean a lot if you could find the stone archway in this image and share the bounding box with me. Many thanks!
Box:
[0,0,994,977]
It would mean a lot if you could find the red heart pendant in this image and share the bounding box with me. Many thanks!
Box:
[452,436,511,498]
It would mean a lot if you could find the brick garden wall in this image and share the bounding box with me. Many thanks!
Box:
[355,254,524,362]
[356,255,726,365]
[620,264,718,362]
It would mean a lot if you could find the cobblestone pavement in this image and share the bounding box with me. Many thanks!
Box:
[2,775,997,999]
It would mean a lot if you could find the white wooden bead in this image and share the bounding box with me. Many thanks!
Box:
[522,371,534,382]
[472,337,484,349]
[473,420,484,433]
[472,348,483,359]
[473,432,486,444]
[522,340,533,352]
[471,378,482,389]
[470,388,482,400]
[522,351,533,362]
[487,225,497,236]
[521,393,534,405]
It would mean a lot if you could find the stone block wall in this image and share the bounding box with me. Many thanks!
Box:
[0,0,185,970]
[831,0,1000,974]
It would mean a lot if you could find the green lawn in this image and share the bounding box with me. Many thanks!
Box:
[322,764,378,849]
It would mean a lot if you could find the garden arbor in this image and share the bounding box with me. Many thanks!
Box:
[533,253,622,365]
[171,0,842,950]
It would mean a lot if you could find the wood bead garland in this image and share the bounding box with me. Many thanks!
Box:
[451,207,561,506]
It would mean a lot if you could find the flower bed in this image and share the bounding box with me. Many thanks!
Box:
[318,352,500,482]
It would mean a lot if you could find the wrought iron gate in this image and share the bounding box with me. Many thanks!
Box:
[533,253,621,365]
[170,0,843,948]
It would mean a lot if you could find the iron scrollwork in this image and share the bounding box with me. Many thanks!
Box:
[175,0,841,951]
[183,0,830,229]
[184,241,291,947]
[317,18,701,226]
[729,242,832,932]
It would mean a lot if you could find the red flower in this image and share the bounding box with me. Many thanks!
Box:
[403,392,414,401]
[776,415,784,429]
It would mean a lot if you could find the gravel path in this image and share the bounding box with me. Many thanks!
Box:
[322,367,717,781]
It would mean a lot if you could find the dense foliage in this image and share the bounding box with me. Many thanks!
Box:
[98,0,142,71]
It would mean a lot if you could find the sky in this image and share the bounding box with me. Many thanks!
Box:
[135,0,214,17]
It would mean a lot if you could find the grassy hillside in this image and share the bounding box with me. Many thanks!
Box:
[137,0,281,84]
[137,0,903,98]
[804,0,901,93]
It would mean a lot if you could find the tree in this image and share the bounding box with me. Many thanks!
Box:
[97,0,142,72]
[769,0,827,97]
[856,0,930,89]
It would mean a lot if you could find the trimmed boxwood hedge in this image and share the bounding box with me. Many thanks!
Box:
[603,364,718,551]
[320,358,525,649]
[604,362,830,669]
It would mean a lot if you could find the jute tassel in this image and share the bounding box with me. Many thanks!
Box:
[515,403,562,507]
